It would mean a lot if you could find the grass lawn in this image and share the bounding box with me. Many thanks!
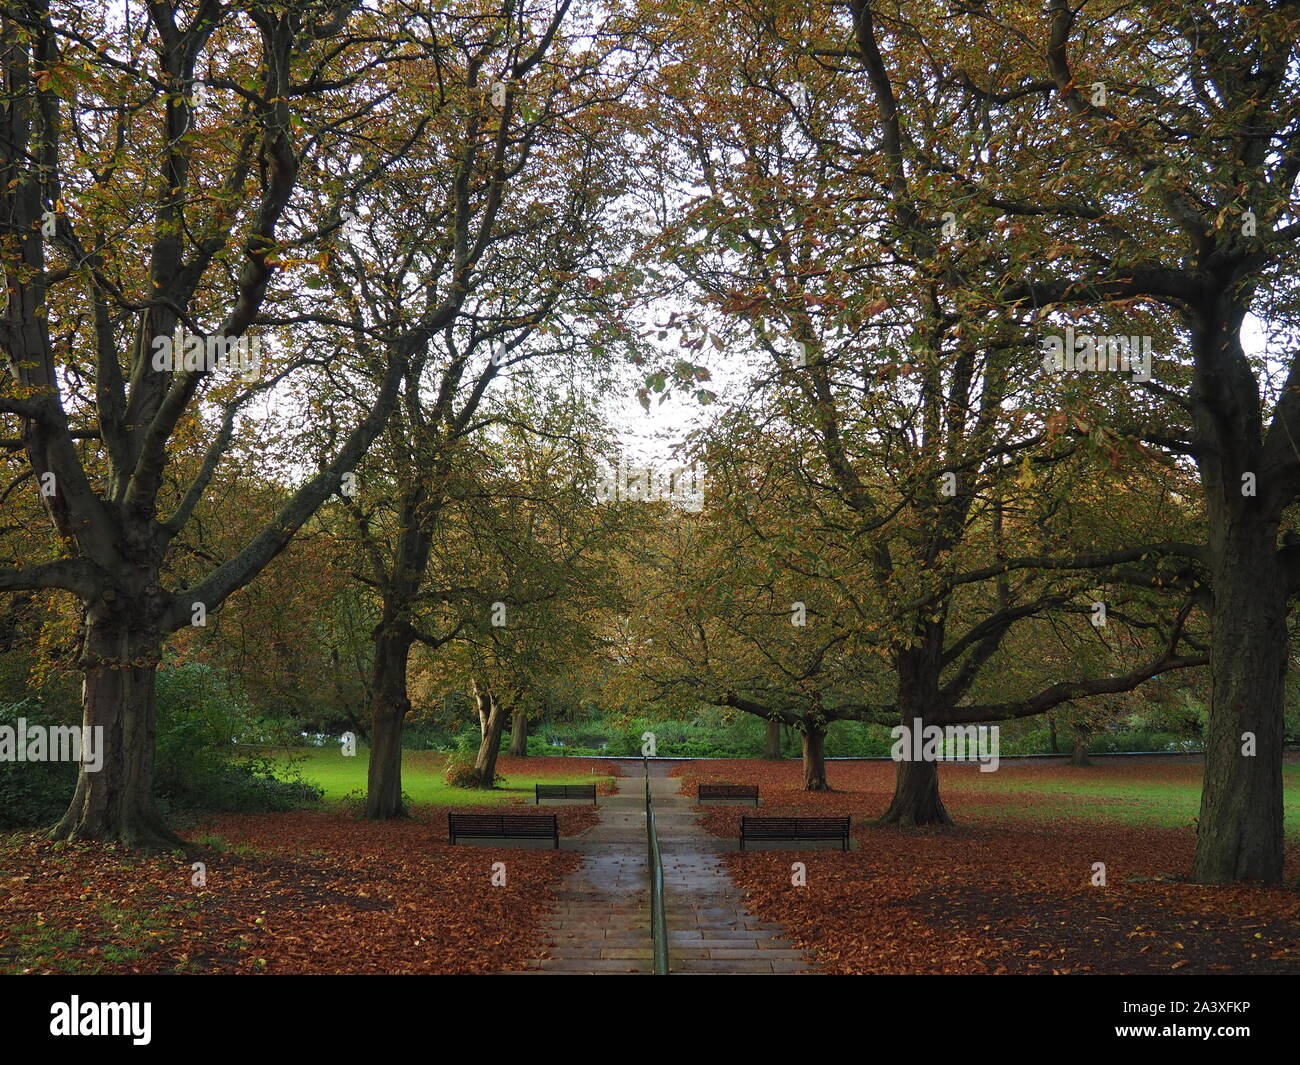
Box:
[679,755,1300,836]
[260,747,616,806]
[952,757,1300,835]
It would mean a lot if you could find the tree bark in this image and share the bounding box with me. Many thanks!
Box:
[879,756,951,826]
[508,707,528,757]
[1193,519,1286,882]
[1047,714,1059,754]
[50,608,180,850]
[880,642,952,825]
[1068,731,1091,767]
[472,690,508,787]
[1189,307,1287,884]
[763,719,782,760]
[801,725,831,790]
[364,628,414,819]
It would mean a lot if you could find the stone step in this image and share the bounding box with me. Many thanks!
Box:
[500,769,815,976]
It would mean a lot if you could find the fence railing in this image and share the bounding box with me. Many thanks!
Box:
[644,756,669,975]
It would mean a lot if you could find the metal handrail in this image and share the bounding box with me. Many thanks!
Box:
[644,756,669,975]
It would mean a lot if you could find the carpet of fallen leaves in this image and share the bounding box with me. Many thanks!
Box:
[0,757,620,975]
[672,757,1300,975]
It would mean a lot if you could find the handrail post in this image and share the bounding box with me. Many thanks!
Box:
[644,755,669,974]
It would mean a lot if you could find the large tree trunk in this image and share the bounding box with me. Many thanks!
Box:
[508,707,528,757]
[1068,731,1091,767]
[51,609,179,851]
[472,690,508,787]
[365,628,414,819]
[1190,308,1286,884]
[879,756,951,826]
[364,492,434,818]
[763,719,783,760]
[801,725,831,790]
[1193,519,1286,882]
[880,642,952,825]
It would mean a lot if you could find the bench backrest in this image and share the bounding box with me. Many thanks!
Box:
[448,813,557,835]
[699,784,759,797]
[536,783,596,797]
[740,816,849,835]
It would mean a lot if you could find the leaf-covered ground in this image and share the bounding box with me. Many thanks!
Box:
[0,757,619,975]
[672,757,1300,975]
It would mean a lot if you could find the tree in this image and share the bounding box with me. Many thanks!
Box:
[313,0,641,817]
[630,0,1209,822]
[432,403,628,788]
[613,451,887,791]
[858,0,1300,881]
[0,1,414,848]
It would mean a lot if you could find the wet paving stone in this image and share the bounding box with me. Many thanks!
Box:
[498,768,814,975]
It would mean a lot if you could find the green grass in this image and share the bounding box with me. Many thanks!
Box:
[955,760,1300,837]
[3,922,87,974]
[2,899,194,975]
[257,747,612,806]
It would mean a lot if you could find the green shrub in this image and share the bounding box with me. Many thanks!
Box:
[0,698,80,829]
[151,663,323,813]
[403,723,456,750]
[441,749,503,788]
[1089,729,1200,754]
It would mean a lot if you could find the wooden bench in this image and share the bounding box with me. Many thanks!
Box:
[739,816,850,851]
[448,813,559,848]
[535,783,597,804]
[698,783,759,805]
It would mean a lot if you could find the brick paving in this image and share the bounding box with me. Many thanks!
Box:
[501,762,815,975]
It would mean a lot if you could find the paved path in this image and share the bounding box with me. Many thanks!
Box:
[504,763,813,974]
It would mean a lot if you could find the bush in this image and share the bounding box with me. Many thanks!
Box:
[0,698,80,829]
[441,749,504,788]
[151,663,323,813]
[526,712,899,759]
[499,710,1223,761]
[453,730,482,755]
[170,752,323,814]
[1089,729,1200,754]
[403,722,457,750]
